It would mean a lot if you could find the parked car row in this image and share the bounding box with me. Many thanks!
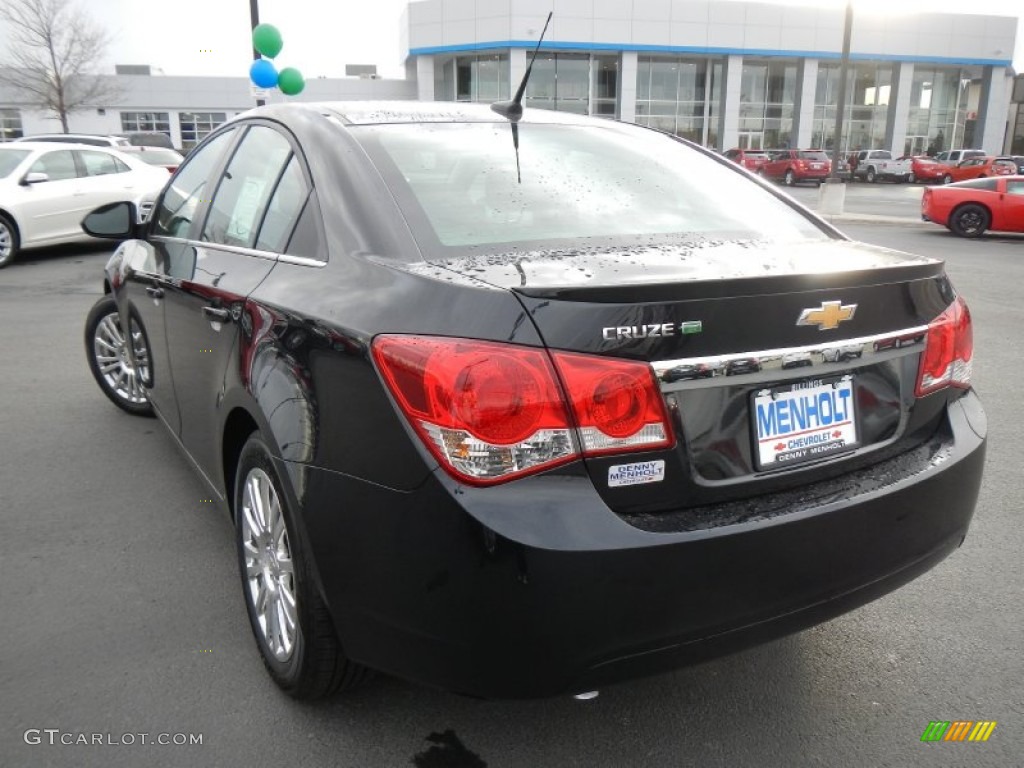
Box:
[0,141,169,268]
[725,146,1022,188]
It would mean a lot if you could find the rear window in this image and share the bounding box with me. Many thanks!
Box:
[133,149,183,165]
[0,149,30,178]
[354,123,828,256]
[957,179,999,191]
[798,151,830,161]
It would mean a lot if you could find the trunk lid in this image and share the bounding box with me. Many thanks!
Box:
[425,238,955,515]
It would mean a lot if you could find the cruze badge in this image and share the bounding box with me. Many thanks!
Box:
[602,321,703,341]
[796,301,857,331]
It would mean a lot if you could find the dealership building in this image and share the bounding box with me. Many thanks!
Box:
[1,0,1021,155]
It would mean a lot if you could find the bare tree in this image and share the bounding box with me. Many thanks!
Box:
[0,0,121,132]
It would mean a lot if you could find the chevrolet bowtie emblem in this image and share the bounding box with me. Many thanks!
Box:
[796,301,857,331]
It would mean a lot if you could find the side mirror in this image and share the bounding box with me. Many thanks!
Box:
[20,172,49,186]
[82,201,138,239]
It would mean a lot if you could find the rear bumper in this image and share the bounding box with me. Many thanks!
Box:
[290,392,985,698]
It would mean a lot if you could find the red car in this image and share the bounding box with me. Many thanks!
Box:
[723,148,770,172]
[761,149,831,186]
[921,176,1024,237]
[941,156,1016,185]
[902,156,950,184]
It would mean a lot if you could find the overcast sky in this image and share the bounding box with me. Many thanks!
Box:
[14,0,1024,79]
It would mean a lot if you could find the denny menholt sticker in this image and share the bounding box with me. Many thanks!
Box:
[608,460,665,488]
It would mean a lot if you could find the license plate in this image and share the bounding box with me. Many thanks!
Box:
[810,163,823,169]
[752,376,859,469]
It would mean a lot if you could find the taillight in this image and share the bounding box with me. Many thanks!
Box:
[916,297,973,397]
[550,351,673,456]
[372,336,673,485]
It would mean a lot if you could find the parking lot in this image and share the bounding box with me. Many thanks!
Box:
[1,218,1021,767]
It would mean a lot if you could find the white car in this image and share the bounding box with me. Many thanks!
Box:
[0,142,168,268]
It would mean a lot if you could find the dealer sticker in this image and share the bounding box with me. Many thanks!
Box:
[608,460,665,488]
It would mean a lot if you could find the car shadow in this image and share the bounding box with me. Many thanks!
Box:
[279,624,873,767]
[7,240,113,267]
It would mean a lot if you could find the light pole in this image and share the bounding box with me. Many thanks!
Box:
[829,1,853,180]
[249,0,265,107]
[819,0,853,214]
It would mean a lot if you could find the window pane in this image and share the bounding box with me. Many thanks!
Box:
[29,150,77,180]
[0,108,24,141]
[255,156,309,253]
[78,150,124,176]
[202,126,292,248]
[152,129,236,239]
[356,123,827,253]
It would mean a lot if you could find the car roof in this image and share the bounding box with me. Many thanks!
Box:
[17,133,127,141]
[2,141,127,151]
[247,100,607,128]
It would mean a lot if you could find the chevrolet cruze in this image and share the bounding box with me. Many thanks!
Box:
[82,102,985,699]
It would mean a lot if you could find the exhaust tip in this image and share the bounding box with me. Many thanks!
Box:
[573,691,599,701]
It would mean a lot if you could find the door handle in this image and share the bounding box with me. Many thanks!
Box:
[202,306,231,322]
[146,286,164,299]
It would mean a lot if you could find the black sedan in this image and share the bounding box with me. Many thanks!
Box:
[82,101,985,700]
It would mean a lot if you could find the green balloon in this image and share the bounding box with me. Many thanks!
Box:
[252,24,283,58]
[278,67,305,96]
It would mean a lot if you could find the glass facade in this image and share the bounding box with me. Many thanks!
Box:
[179,111,227,148]
[524,53,590,114]
[0,108,23,141]
[423,50,993,156]
[904,67,972,155]
[592,55,618,118]
[120,111,171,136]
[635,56,717,144]
[1012,103,1024,154]
[738,59,796,149]
[455,54,510,102]
[812,62,892,152]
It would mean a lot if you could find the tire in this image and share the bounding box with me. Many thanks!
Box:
[943,174,953,184]
[949,204,989,238]
[866,168,876,183]
[0,212,19,269]
[84,296,154,416]
[234,434,370,699]
[784,169,795,186]
[906,172,916,184]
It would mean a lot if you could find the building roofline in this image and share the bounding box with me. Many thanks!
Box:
[408,41,1013,68]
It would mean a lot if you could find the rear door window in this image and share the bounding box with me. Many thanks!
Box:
[254,155,310,253]
[77,150,129,176]
[202,125,292,249]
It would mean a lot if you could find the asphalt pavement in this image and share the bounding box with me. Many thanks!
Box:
[1,222,1021,768]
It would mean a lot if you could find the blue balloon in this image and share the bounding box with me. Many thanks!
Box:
[249,59,278,88]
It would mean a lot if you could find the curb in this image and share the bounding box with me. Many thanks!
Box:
[818,213,933,227]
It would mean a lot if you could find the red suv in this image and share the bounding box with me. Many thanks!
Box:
[762,149,832,186]
[724,148,770,172]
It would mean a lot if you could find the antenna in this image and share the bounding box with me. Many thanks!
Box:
[490,11,553,122]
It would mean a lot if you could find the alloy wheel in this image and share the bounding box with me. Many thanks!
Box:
[241,467,298,663]
[92,312,149,405]
[0,217,15,267]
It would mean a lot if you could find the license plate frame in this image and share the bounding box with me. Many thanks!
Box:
[751,375,860,470]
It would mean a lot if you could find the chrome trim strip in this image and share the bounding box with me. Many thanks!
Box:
[652,325,929,390]
[152,236,326,267]
[277,253,327,268]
